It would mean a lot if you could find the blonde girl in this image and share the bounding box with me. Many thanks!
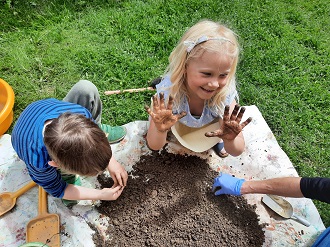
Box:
[145,20,251,157]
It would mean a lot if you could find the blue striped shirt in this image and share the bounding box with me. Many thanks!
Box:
[11,98,93,198]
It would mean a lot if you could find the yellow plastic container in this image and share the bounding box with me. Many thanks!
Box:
[0,78,15,136]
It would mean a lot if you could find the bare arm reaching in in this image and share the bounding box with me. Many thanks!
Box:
[213,173,330,203]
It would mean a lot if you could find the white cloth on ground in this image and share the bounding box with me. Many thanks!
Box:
[0,105,325,247]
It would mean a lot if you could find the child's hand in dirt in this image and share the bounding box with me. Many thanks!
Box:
[100,185,124,200]
[205,105,252,140]
[145,92,186,132]
[107,157,128,188]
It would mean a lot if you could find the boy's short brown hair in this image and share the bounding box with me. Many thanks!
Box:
[44,112,112,176]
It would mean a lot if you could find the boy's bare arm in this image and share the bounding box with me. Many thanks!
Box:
[63,184,123,201]
[61,157,127,201]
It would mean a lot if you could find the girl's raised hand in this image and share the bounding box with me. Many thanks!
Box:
[205,105,252,140]
[145,92,186,132]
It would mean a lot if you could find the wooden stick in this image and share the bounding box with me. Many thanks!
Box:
[105,87,155,95]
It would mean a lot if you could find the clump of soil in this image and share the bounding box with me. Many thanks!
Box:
[95,149,265,246]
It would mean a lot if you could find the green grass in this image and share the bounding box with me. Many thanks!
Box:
[1,0,329,226]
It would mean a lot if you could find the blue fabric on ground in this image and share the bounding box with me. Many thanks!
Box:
[312,227,330,247]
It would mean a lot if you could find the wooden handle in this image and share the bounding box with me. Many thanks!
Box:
[105,87,155,95]
[38,186,48,215]
[11,181,37,199]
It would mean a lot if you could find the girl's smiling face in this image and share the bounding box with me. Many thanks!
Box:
[185,51,233,102]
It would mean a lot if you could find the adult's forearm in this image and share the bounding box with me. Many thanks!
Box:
[240,177,304,198]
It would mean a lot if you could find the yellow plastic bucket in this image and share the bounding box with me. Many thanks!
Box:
[0,78,15,136]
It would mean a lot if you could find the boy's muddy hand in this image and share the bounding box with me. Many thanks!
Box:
[145,92,186,132]
[205,105,252,140]
[108,157,128,187]
[100,185,124,200]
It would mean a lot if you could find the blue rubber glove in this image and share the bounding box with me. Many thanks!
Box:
[212,172,245,196]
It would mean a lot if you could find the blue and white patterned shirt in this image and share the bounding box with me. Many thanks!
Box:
[156,75,238,128]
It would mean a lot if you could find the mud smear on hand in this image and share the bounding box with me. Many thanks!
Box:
[95,149,265,246]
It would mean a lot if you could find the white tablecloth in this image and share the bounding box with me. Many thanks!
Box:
[0,105,325,246]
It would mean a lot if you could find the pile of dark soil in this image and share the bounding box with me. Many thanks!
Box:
[95,149,265,246]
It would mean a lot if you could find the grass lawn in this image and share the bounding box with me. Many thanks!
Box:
[1,0,329,226]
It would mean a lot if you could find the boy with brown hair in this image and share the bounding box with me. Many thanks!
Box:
[11,80,128,206]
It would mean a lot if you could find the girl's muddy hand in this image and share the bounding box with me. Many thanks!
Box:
[205,105,252,140]
[145,92,186,132]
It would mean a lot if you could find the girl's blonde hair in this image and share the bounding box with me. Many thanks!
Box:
[165,20,240,110]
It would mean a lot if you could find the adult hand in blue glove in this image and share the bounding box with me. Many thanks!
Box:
[212,172,245,196]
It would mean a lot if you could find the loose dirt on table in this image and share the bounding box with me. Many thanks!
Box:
[95,149,265,246]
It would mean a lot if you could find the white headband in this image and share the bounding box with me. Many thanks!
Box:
[183,35,234,53]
